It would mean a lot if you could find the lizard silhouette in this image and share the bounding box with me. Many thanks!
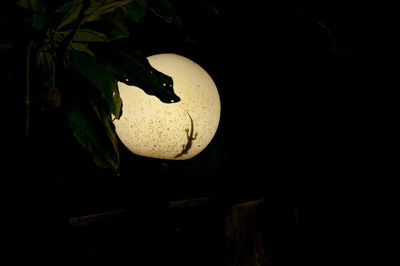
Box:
[174,112,198,158]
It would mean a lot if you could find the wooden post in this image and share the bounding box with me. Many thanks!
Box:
[225,199,271,266]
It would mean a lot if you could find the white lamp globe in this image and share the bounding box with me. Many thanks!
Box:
[113,53,221,160]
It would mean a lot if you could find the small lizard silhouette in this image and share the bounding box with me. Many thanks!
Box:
[174,112,198,158]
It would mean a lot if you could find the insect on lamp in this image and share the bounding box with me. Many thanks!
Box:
[113,53,221,160]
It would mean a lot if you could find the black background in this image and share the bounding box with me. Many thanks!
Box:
[2,0,398,265]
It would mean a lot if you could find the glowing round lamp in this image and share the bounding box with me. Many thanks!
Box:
[113,53,221,160]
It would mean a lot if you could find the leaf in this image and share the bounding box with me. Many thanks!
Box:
[17,0,47,31]
[104,15,130,40]
[66,49,122,118]
[36,50,55,87]
[69,42,95,56]
[121,0,147,22]
[62,27,127,43]
[26,13,46,31]
[57,0,86,30]
[106,49,180,103]
[62,13,131,43]
[17,0,46,13]
[54,27,96,55]
[0,42,13,51]
[148,0,182,30]
[56,0,79,13]
[67,96,120,171]
[82,0,134,25]
[58,0,134,30]
[60,28,110,42]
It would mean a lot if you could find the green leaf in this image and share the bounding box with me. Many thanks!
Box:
[64,14,131,43]
[66,49,122,118]
[104,15,130,40]
[58,0,134,30]
[18,0,47,31]
[0,42,13,51]
[53,27,96,55]
[57,0,86,30]
[69,42,95,56]
[106,49,180,103]
[83,0,134,24]
[26,13,46,31]
[67,96,120,171]
[148,0,182,30]
[56,0,79,13]
[61,28,110,42]
[121,0,147,21]
[17,0,46,13]
[36,50,55,87]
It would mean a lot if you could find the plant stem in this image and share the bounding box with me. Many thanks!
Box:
[25,44,31,140]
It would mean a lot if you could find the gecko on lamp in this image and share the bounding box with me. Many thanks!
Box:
[174,112,198,158]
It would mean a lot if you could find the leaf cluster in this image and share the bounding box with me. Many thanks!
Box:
[17,0,185,171]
